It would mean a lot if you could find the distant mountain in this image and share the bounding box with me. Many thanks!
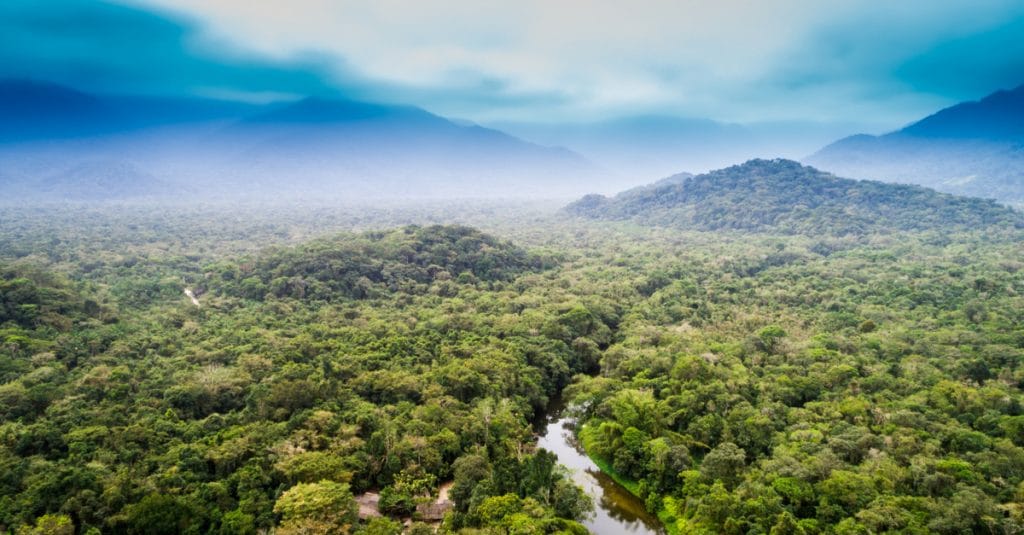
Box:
[232,96,583,160]
[0,79,257,141]
[212,96,602,198]
[39,160,179,200]
[565,159,1022,235]
[0,80,608,201]
[245,96,440,125]
[807,84,1024,206]
[0,79,111,140]
[901,85,1024,139]
[494,115,865,180]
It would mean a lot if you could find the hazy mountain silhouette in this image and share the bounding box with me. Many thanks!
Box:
[901,85,1024,139]
[0,79,111,140]
[0,80,607,201]
[495,115,863,179]
[808,84,1024,205]
[0,79,258,141]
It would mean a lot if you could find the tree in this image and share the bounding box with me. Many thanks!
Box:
[273,481,358,535]
[551,479,593,521]
[125,494,202,535]
[358,517,403,535]
[451,453,490,512]
[17,514,74,535]
[219,509,256,535]
[770,511,806,535]
[757,325,787,354]
[693,481,739,532]
[700,442,746,489]
[476,493,523,525]
[817,470,876,515]
[275,451,352,484]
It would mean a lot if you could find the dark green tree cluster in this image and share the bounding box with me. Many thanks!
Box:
[568,230,1024,534]
[0,224,600,534]
[565,159,1023,235]
[445,448,591,533]
[2,199,1023,535]
[205,225,549,301]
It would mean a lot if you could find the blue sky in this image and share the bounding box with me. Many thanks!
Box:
[4,0,1024,129]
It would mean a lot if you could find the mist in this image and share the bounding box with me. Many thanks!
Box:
[4,3,1024,535]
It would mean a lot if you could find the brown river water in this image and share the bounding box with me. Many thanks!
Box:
[536,403,666,535]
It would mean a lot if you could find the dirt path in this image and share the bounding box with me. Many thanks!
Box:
[437,481,453,502]
[355,491,382,519]
[184,288,200,307]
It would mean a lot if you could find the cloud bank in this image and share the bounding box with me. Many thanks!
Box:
[4,0,1024,127]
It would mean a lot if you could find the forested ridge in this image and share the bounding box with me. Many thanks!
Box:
[206,225,549,302]
[565,159,1023,235]
[566,229,1024,534]
[0,223,604,534]
[0,200,1023,534]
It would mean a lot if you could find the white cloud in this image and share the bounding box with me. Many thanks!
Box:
[121,0,1024,125]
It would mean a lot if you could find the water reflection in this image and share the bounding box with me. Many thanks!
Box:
[536,404,665,535]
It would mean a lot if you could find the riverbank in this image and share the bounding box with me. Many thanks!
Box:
[537,404,665,534]
[578,423,681,535]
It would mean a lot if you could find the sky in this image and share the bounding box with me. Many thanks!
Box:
[3,0,1024,129]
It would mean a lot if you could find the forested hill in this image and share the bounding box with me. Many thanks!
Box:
[565,159,1022,235]
[3,205,1024,533]
[205,225,547,301]
[0,222,598,534]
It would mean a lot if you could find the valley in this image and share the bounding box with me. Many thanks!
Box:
[4,3,1024,533]
[2,182,1022,533]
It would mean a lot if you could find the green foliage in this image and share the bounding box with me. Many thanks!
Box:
[209,225,545,302]
[1,202,1023,534]
[125,494,203,535]
[357,517,403,535]
[565,221,1024,533]
[0,267,87,331]
[552,477,593,520]
[700,442,746,489]
[566,158,1023,235]
[756,324,787,353]
[17,513,74,535]
[273,481,357,535]
[378,466,434,516]
[219,509,256,535]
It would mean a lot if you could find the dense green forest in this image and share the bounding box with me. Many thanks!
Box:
[0,218,596,534]
[1,191,1023,534]
[565,159,1023,235]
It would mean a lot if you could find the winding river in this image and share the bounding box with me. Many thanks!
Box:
[537,402,665,535]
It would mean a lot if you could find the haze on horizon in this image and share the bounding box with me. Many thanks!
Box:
[2,0,1024,192]
[5,4,1024,535]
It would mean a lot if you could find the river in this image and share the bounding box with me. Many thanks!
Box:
[536,402,665,535]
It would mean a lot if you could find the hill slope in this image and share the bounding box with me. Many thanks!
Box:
[0,79,257,141]
[565,159,1022,235]
[807,85,1024,205]
[208,225,545,301]
[213,97,598,198]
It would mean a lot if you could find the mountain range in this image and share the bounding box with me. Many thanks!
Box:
[807,84,1024,206]
[4,78,1023,205]
[493,116,860,180]
[0,80,610,201]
